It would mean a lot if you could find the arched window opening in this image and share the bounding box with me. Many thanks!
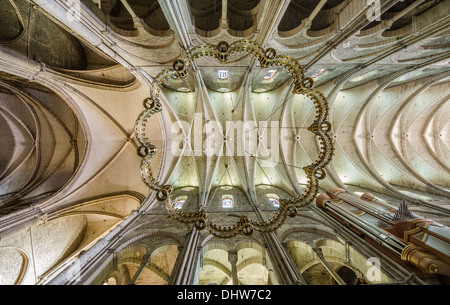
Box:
[222,195,234,208]
[175,196,187,209]
[266,194,280,207]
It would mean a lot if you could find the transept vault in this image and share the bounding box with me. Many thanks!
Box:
[0,0,449,286]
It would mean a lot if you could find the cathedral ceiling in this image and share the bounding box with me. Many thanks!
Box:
[0,0,448,223]
[0,0,449,284]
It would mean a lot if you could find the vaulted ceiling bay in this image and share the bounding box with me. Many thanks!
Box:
[0,0,449,285]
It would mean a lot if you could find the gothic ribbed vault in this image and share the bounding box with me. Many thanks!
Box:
[0,0,449,286]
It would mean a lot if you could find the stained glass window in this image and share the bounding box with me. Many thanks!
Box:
[217,70,229,80]
[263,69,277,80]
[174,196,186,209]
[266,194,280,207]
[222,195,234,208]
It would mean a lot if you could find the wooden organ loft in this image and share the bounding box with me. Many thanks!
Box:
[316,188,450,284]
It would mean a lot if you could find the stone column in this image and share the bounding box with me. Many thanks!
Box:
[228,249,239,285]
[167,230,201,285]
[247,196,306,285]
[220,0,228,28]
[129,253,151,285]
[158,0,193,50]
[312,247,347,285]
[263,233,307,285]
